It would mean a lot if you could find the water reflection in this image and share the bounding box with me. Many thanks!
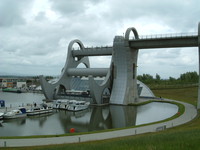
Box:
[57,105,137,133]
[28,113,53,127]
[0,102,178,137]
[110,105,137,128]
[0,105,138,136]
[0,92,45,107]
[136,102,178,125]
[89,106,112,131]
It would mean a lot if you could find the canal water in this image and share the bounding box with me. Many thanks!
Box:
[0,92,178,137]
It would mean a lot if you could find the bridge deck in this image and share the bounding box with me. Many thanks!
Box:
[72,47,112,57]
[72,33,199,55]
[67,68,108,77]
[129,35,199,49]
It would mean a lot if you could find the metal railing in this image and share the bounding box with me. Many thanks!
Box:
[84,46,113,49]
[130,32,198,40]
[72,46,112,50]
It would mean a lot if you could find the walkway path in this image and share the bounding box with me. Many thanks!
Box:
[0,99,197,147]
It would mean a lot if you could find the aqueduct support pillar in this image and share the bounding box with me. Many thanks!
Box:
[109,29,139,105]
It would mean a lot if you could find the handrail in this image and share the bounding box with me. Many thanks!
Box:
[130,32,198,40]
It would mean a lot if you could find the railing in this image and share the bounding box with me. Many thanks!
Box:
[72,32,198,49]
[72,46,112,50]
[84,46,113,49]
[130,32,198,40]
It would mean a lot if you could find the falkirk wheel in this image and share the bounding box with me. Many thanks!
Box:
[40,27,141,105]
[40,23,200,106]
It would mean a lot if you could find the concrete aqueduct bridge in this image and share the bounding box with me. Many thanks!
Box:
[40,23,200,107]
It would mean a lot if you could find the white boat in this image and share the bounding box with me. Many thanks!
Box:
[26,104,53,116]
[53,99,70,109]
[0,112,4,120]
[3,107,27,119]
[67,100,90,111]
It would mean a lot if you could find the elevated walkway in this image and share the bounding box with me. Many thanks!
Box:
[72,47,112,57]
[67,68,108,77]
[129,33,198,49]
[139,32,197,39]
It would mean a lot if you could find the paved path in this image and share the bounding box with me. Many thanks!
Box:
[0,99,197,147]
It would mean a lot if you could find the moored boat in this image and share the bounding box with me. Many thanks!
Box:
[53,99,90,111]
[0,112,4,120]
[26,104,53,116]
[3,107,27,119]
[67,100,90,111]
[2,88,22,93]
[53,99,70,109]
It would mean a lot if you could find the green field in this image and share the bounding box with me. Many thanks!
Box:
[152,86,198,106]
[2,86,200,150]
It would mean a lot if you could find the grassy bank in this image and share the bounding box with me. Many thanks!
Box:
[152,86,198,106]
[2,86,200,150]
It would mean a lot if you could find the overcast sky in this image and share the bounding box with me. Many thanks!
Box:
[0,0,199,78]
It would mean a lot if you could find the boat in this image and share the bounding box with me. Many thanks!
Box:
[53,99,90,111]
[53,99,70,109]
[66,90,90,97]
[0,100,5,108]
[3,107,27,119]
[67,100,90,111]
[26,103,53,116]
[0,112,4,120]
[2,88,22,93]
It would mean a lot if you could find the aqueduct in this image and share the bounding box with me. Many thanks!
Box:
[40,23,200,108]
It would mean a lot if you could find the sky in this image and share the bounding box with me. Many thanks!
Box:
[0,0,200,79]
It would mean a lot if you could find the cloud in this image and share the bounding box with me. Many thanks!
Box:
[49,0,86,16]
[138,47,198,78]
[0,0,33,27]
[104,0,200,32]
[49,0,103,16]
[0,0,199,78]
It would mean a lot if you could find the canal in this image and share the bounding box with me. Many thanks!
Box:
[0,92,178,136]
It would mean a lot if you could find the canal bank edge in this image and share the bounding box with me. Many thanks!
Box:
[0,99,183,139]
[0,99,197,147]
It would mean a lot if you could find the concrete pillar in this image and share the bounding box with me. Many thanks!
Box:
[110,35,139,105]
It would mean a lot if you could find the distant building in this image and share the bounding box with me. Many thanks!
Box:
[0,77,27,89]
[17,81,27,88]
[1,78,16,88]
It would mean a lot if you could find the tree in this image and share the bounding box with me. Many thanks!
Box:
[137,74,154,83]
[156,73,161,81]
[169,77,176,81]
[179,71,198,83]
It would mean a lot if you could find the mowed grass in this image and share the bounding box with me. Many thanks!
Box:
[152,86,198,106]
[2,86,200,150]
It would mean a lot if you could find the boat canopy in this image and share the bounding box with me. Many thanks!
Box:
[19,107,26,114]
[0,100,5,107]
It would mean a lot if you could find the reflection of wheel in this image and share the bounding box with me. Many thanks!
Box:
[89,106,111,131]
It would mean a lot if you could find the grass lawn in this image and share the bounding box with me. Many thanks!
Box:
[2,86,200,150]
[152,86,198,106]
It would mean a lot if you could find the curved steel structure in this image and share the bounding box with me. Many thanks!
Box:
[40,27,141,105]
[40,23,200,107]
[40,39,90,100]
